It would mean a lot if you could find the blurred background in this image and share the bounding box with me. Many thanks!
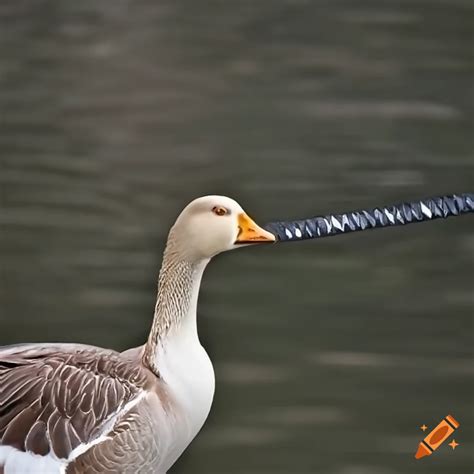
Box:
[0,1,473,473]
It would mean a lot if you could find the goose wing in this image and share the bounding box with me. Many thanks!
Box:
[0,343,150,461]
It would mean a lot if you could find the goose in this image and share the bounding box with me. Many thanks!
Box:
[0,195,275,474]
[2,191,472,474]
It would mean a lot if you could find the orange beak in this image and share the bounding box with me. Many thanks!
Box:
[235,213,276,244]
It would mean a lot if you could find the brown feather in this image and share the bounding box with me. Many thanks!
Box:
[0,344,158,459]
[2,402,41,450]
[24,420,50,455]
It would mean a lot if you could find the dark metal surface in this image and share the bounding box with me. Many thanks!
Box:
[266,193,474,242]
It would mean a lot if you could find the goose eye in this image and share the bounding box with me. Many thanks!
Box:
[212,206,228,216]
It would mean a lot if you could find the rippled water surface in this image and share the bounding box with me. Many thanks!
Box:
[0,1,473,473]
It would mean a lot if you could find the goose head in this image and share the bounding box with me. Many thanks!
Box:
[168,195,275,262]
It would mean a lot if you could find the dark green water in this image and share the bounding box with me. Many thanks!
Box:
[0,1,473,473]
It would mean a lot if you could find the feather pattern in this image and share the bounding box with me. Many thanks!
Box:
[0,344,162,466]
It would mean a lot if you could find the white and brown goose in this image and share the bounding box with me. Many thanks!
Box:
[0,196,275,474]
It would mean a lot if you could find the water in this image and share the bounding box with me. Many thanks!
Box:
[0,1,473,473]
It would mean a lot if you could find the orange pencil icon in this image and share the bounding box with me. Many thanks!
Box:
[415,414,460,459]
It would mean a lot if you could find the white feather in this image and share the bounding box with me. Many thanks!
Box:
[0,446,65,474]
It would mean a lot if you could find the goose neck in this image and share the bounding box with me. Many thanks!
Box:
[144,247,208,373]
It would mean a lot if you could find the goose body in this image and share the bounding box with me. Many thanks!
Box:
[0,196,275,474]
